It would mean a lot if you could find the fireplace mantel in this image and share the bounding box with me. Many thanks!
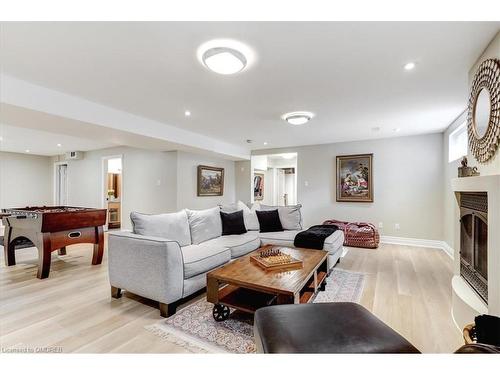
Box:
[451,174,500,328]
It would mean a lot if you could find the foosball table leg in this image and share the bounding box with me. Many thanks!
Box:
[92,226,104,265]
[37,234,52,279]
[4,228,16,266]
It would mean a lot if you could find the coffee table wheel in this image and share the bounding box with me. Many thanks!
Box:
[212,304,230,321]
[319,280,327,291]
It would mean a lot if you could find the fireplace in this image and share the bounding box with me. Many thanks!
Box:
[459,192,488,303]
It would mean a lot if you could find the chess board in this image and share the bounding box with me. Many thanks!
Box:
[250,247,303,271]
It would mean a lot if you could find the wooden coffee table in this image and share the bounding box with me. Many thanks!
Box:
[206,245,329,321]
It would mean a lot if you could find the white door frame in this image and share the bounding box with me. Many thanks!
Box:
[53,161,68,206]
[101,155,123,231]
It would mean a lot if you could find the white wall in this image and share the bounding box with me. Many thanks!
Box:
[0,151,53,208]
[54,146,178,230]
[175,150,235,210]
[442,111,467,251]
[249,133,444,239]
[235,160,251,204]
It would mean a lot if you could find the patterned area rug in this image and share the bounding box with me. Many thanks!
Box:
[145,268,365,353]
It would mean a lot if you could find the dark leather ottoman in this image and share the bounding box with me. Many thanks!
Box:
[254,302,420,353]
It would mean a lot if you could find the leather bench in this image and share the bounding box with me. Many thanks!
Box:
[254,302,420,353]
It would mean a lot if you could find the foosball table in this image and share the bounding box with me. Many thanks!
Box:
[1,206,107,279]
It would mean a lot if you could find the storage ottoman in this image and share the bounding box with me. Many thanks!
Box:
[254,302,420,353]
[323,219,379,249]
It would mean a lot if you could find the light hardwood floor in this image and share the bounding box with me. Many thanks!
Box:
[0,238,462,353]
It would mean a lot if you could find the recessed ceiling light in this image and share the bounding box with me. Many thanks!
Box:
[184,110,191,117]
[197,39,254,75]
[282,111,315,126]
[404,62,416,71]
[263,141,268,145]
[393,128,401,133]
[0,136,3,141]
[25,149,30,153]
[57,143,62,147]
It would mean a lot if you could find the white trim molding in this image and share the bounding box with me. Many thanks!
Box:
[381,236,454,259]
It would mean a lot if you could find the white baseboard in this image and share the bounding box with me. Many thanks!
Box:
[381,236,454,259]
[441,242,455,259]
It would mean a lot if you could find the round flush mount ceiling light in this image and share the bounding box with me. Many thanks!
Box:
[404,62,416,71]
[281,111,315,126]
[197,39,254,75]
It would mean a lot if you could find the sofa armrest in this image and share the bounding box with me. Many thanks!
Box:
[108,231,184,304]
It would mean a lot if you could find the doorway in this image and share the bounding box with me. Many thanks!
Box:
[102,156,123,231]
[54,162,68,206]
[251,153,297,205]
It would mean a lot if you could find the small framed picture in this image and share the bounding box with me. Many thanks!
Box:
[197,165,224,196]
[336,154,373,202]
[254,173,264,201]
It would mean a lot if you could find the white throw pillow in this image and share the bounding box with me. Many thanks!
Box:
[241,201,260,231]
[219,202,239,213]
[186,207,223,244]
[130,210,191,246]
[259,204,303,230]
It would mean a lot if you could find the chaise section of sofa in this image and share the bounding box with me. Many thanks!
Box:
[258,229,344,267]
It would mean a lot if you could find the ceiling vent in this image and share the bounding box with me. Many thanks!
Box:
[65,151,84,160]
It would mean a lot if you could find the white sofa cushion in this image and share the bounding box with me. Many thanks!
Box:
[181,242,231,279]
[207,231,261,258]
[259,229,344,255]
[220,202,239,212]
[186,207,222,245]
[130,210,191,246]
[259,204,303,230]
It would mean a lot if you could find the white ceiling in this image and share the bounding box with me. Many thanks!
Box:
[0,22,499,153]
[0,123,113,156]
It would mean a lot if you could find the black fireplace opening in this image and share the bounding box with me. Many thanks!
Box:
[460,192,488,303]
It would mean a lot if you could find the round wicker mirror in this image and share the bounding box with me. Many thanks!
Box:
[467,58,500,163]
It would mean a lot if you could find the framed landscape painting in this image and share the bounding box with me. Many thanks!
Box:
[336,154,373,202]
[197,165,224,196]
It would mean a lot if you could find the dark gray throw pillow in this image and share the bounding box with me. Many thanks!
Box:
[220,210,247,236]
[256,209,284,233]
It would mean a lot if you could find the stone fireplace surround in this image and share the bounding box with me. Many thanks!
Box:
[451,175,500,329]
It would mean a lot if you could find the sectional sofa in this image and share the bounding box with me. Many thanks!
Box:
[108,202,344,317]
